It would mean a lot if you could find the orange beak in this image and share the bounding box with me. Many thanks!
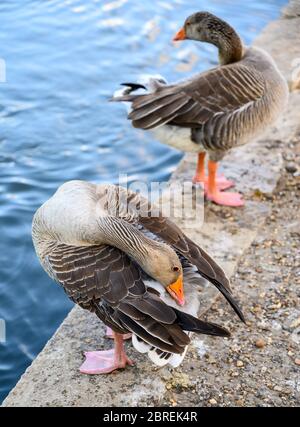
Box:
[167,274,185,306]
[173,27,186,41]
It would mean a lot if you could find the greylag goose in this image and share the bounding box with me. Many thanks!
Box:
[32,180,244,374]
[111,12,288,207]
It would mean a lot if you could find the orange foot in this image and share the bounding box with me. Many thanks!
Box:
[192,174,234,191]
[205,189,244,207]
[80,349,134,375]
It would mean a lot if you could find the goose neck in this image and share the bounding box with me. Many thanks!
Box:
[215,28,244,65]
[99,217,163,268]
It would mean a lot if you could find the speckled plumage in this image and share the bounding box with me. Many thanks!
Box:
[32,180,244,366]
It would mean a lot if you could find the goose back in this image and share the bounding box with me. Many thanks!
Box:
[32,180,243,367]
[112,46,288,157]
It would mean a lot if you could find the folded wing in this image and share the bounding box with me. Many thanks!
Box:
[112,64,265,130]
[47,242,230,354]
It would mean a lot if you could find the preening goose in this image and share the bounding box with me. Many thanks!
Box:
[111,12,288,207]
[32,180,244,374]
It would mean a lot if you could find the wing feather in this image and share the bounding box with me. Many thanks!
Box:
[47,242,230,355]
[114,64,265,130]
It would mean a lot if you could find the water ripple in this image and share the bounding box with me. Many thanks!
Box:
[0,0,286,403]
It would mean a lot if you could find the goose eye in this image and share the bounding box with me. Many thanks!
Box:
[172,266,179,272]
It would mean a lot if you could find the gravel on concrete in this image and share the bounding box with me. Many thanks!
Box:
[159,133,300,407]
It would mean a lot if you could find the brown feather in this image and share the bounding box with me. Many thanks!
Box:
[114,63,265,132]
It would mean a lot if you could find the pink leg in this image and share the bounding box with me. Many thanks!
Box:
[192,153,234,190]
[205,161,244,207]
[80,332,134,375]
[105,326,132,341]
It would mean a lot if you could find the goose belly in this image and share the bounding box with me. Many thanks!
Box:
[150,125,204,153]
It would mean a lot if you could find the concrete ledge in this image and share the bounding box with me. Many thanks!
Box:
[254,5,300,90]
[282,0,300,18]
[3,1,300,407]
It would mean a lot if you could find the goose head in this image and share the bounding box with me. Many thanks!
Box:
[145,243,184,306]
[173,12,243,65]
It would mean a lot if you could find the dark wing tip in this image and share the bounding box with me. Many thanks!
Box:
[121,82,147,91]
[218,284,245,323]
[204,322,231,338]
[199,272,245,323]
[236,307,246,324]
[217,282,245,323]
[173,308,231,338]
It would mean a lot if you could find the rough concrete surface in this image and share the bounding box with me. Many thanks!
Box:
[2,0,300,407]
[160,134,300,407]
[255,5,300,91]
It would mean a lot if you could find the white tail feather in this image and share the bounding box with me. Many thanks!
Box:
[131,330,190,368]
[132,334,150,354]
[148,349,170,367]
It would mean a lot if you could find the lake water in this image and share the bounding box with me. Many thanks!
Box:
[0,0,286,403]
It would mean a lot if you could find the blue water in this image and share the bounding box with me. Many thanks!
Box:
[0,0,286,403]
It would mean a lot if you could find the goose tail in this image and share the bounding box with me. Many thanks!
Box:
[132,334,188,368]
[131,309,230,367]
[110,74,167,104]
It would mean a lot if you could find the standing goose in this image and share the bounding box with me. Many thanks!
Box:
[32,180,244,374]
[111,12,288,207]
